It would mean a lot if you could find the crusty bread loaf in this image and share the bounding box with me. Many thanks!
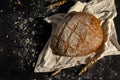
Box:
[50,12,103,57]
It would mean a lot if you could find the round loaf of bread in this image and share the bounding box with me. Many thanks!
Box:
[50,12,103,57]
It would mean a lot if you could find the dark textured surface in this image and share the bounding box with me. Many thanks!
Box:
[0,0,120,80]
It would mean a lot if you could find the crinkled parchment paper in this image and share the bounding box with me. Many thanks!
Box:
[34,0,120,72]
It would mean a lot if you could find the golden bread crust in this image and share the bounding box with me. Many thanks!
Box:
[51,12,103,57]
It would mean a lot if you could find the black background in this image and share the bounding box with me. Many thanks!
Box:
[0,0,120,80]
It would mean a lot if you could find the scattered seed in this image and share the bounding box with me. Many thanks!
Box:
[18,1,21,5]
[32,62,35,67]
[0,10,3,13]
[14,40,16,43]
[6,35,9,38]
[14,21,19,25]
